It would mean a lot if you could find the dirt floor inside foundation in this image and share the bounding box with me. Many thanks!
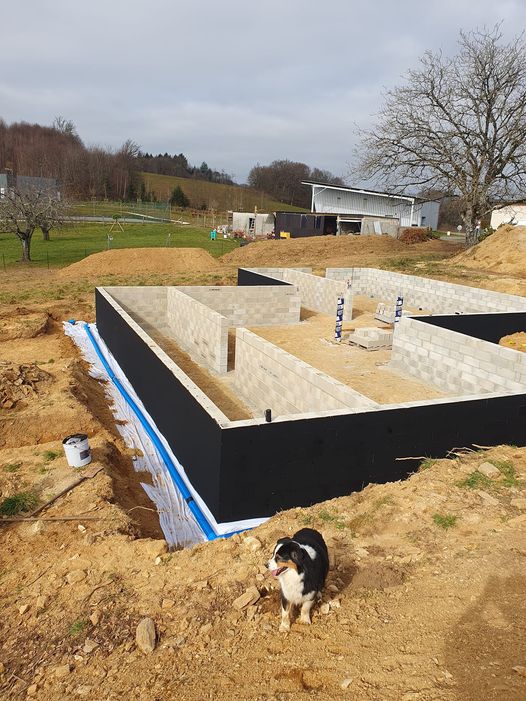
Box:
[250,296,444,405]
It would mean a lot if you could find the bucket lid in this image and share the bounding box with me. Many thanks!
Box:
[63,433,88,445]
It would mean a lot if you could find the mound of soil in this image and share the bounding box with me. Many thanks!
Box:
[0,362,52,409]
[452,225,526,276]
[56,248,219,280]
[0,308,49,342]
[500,331,526,352]
[221,234,456,268]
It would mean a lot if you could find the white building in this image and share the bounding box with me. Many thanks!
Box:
[230,211,274,237]
[302,182,440,232]
[490,203,526,229]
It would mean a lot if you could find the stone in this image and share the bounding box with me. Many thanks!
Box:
[340,678,353,690]
[27,684,38,696]
[75,685,93,696]
[82,639,99,654]
[77,525,87,533]
[242,536,262,552]
[512,665,526,678]
[89,612,100,626]
[54,664,71,679]
[232,587,260,610]
[35,595,47,611]
[327,584,339,593]
[161,598,175,609]
[136,618,157,654]
[154,557,162,566]
[18,604,30,615]
[511,498,526,511]
[329,599,341,609]
[320,603,330,615]
[143,540,168,558]
[477,462,501,479]
[66,570,86,585]
[508,514,526,526]
[162,636,185,649]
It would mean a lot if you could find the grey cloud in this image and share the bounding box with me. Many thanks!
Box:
[1,0,525,181]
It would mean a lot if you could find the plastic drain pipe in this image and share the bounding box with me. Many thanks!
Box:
[82,323,220,541]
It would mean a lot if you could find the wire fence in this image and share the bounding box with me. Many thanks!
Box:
[0,235,236,270]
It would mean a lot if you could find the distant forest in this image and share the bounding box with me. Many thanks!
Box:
[0,118,343,207]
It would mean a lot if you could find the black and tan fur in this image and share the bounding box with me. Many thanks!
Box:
[267,528,329,632]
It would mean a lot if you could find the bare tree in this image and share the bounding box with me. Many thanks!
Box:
[0,187,67,262]
[355,25,526,246]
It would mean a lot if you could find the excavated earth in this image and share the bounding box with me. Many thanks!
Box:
[1,240,526,701]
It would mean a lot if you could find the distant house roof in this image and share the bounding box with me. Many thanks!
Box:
[301,181,441,205]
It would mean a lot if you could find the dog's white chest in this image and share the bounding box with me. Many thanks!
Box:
[279,569,308,605]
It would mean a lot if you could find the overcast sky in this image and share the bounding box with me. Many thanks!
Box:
[2,1,526,182]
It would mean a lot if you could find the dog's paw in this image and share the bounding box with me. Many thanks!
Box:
[298,615,311,625]
[279,623,291,633]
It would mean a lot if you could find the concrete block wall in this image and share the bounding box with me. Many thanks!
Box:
[244,267,312,280]
[166,288,229,374]
[390,316,526,395]
[102,286,168,333]
[178,286,301,327]
[326,268,526,314]
[233,328,377,417]
[279,269,353,321]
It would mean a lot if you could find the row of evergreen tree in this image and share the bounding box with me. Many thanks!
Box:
[138,153,234,185]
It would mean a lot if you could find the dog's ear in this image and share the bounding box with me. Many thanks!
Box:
[290,546,303,565]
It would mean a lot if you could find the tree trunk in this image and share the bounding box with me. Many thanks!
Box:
[41,226,51,241]
[462,208,477,247]
[21,236,31,262]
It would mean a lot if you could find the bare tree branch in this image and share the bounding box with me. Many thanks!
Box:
[354,25,526,246]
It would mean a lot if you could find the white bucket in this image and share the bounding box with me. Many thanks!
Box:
[62,433,92,468]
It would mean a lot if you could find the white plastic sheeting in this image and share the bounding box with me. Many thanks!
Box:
[65,322,268,548]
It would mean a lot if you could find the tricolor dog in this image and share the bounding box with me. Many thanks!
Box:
[268,528,329,632]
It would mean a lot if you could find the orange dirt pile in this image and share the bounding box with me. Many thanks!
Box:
[451,225,526,276]
[56,248,219,279]
[500,331,526,353]
[221,234,458,268]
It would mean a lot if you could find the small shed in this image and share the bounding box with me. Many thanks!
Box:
[230,211,274,237]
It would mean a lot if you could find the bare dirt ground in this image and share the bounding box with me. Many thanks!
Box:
[1,240,526,701]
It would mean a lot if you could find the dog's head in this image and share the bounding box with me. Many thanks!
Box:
[267,538,305,578]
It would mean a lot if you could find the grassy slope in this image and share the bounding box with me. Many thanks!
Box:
[141,172,308,213]
[0,222,240,268]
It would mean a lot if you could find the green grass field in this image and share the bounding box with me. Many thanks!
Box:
[0,222,241,269]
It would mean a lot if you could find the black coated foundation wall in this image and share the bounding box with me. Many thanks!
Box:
[237,269,290,286]
[219,392,526,521]
[97,289,526,524]
[418,312,526,344]
[95,290,223,517]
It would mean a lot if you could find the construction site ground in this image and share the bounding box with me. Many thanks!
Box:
[1,234,526,701]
